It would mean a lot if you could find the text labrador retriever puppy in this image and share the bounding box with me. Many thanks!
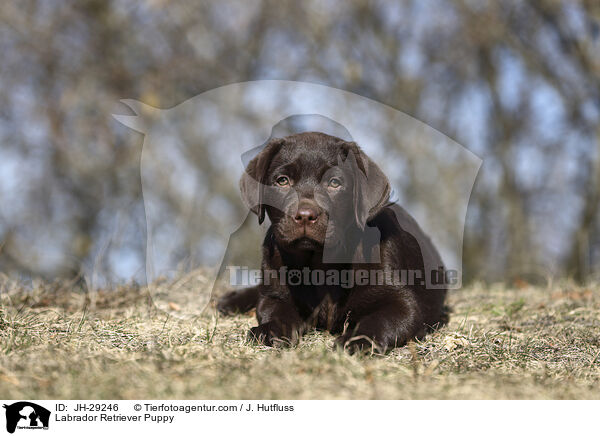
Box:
[218,132,447,353]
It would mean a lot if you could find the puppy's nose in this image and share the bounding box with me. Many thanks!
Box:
[294,205,320,225]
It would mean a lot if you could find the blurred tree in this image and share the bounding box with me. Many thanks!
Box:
[0,0,598,285]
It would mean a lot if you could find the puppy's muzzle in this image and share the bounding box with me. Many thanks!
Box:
[292,200,325,237]
[293,201,321,226]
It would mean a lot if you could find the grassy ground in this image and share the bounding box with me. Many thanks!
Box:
[1,275,599,399]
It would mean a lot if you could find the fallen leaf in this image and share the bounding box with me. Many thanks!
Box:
[443,334,470,351]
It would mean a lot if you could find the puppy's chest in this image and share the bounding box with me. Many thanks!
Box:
[290,285,347,331]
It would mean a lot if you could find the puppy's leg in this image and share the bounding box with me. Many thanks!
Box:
[217,286,260,315]
[248,296,305,347]
[335,290,423,353]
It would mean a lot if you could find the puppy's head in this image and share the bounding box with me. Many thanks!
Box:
[240,132,390,252]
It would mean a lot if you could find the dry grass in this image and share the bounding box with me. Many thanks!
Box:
[1,275,599,399]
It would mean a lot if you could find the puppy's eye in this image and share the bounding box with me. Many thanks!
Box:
[328,177,342,189]
[276,176,290,187]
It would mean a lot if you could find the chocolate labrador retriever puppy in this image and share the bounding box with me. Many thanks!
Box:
[218,132,447,352]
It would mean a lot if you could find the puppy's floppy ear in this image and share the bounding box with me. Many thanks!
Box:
[240,138,285,224]
[340,142,391,229]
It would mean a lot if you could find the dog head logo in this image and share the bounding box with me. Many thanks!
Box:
[113,80,481,317]
[3,402,50,434]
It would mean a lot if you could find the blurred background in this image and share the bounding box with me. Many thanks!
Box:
[0,0,599,288]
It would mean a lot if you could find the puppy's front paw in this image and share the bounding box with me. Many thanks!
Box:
[247,322,298,347]
[334,332,383,354]
[247,324,276,346]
